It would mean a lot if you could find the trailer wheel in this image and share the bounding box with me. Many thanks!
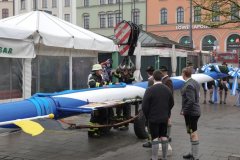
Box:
[133,109,148,139]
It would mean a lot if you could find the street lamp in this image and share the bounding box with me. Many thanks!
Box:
[189,0,193,48]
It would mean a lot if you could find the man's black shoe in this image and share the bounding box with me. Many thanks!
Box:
[119,126,129,131]
[168,137,172,142]
[142,141,152,148]
[183,153,193,159]
[209,100,214,104]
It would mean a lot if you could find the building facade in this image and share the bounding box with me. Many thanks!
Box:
[146,0,240,64]
[0,0,13,19]
[14,0,76,24]
[77,0,146,37]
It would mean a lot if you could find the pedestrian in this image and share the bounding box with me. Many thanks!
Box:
[146,66,155,87]
[142,70,174,160]
[113,66,135,130]
[101,59,113,84]
[159,66,174,143]
[142,65,155,148]
[218,62,229,104]
[187,62,196,74]
[201,81,214,104]
[181,67,201,160]
[88,64,108,138]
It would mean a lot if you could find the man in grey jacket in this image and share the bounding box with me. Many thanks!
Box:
[181,67,201,160]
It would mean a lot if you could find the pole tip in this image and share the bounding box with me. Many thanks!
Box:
[49,114,54,119]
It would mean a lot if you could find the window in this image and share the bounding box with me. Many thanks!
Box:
[115,11,122,25]
[84,0,89,6]
[132,9,140,25]
[83,14,89,29]
[0,58,23,100]
[72,57,97,89]
[32,56,69,93]
[231,4,239,20]
[177,7,184,24]
[2,9,9,19]
[108,13,114,27]
[21,0,26,10]
[65,0,70,7]
[108,0,113,4]
[202,35,217,51]
[99,13,106,28]
[179,36,190,46]
[194,6,201,23]
[100,0,105,5]
[161,8,167,24]
[212,3,220,22]
[227,34,240,52]
[42,0,47,8]
[64,14,70,22]
[52,0,57,8]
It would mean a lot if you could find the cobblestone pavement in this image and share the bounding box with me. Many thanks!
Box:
[0,90,239,160]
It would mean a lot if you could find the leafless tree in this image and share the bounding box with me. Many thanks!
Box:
[192,0,240,28]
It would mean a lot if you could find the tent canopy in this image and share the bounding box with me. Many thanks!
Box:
[138,30,192,50]
[0,11,118,99]
[0,11,118,53]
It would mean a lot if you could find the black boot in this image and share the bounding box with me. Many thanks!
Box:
[183,153,193,159]
[142,141,152,148]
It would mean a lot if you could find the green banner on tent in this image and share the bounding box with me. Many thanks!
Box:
[0,38,35,58]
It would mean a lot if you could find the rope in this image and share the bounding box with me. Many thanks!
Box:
[59,114,139,129]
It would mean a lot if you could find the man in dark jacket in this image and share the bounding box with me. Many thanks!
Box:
[159,66,174,143]
[142,70,174,160]
[181,67,201,160]
[146,65,155,87]
[142,66,155,148]
[113,67,135,130]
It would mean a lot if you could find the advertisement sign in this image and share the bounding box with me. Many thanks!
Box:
[0,38,35,58]
[217,53,239,64]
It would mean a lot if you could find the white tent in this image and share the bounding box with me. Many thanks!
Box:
[0,11,117,52]
[0,11,118,100]
[133,45,188,79]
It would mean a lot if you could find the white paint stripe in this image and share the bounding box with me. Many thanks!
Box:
[54,86,146,103]
[171,74,216,84]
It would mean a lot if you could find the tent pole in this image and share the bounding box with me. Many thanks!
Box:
[69,50,73,90]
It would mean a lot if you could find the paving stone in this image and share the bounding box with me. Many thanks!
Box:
[0,90,239,160]
[229,154,240,160]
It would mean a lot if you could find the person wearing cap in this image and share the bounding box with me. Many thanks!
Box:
[159,66,174,145]
[88,64,108,138]
[142,66,155,148]
[187,62,196,74]
[146,66,155,87]
[88,64,105,88]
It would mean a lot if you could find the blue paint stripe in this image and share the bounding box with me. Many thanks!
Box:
[27,98,41,116]
[133,81,148,88]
